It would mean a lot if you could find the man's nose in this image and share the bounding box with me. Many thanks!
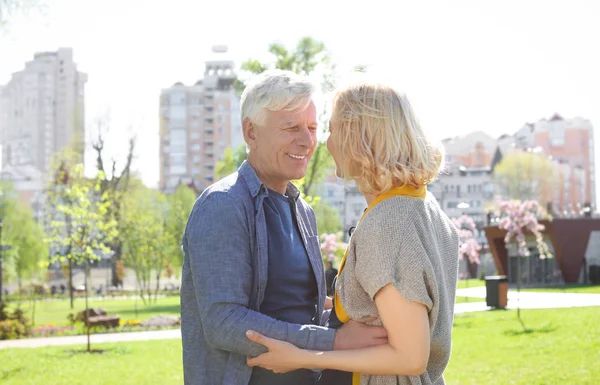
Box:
[297,125,316,148]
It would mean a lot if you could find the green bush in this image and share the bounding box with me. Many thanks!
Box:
[0,301,31,340]
[0,319,28,340]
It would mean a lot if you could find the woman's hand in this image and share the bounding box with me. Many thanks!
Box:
[246,330,311,373]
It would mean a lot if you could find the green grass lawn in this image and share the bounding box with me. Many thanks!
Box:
[457,279,486,289]
[455,296,485,304]
[2,307,598,384]
[6,296,180,326]
[446,307,600,384]
[0,339,183,385]
[523,284,600,294]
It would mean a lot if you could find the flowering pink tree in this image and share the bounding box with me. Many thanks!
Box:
[452,215,482,265]
[497,199,552,328]
[320,232,347,267]
[498,200,552,260]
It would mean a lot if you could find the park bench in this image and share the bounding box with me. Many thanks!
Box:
[86,315,120,329]
[76,308,120,330]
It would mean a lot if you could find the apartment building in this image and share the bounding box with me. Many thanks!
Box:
[159,46,243,193]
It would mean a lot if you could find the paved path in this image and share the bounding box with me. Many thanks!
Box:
[455,287,600,313]
[0,328,181,349]
[3,289,599,349]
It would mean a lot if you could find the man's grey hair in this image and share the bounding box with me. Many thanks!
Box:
[240,69,316,125]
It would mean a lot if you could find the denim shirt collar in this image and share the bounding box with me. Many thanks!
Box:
[238,160,301,202]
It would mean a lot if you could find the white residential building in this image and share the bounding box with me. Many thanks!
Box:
[0,48,87,175]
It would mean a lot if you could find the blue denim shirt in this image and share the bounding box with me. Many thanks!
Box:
[180,161,336,385]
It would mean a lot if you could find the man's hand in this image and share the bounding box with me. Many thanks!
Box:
[325,296,333,310]
[333,320,388,350]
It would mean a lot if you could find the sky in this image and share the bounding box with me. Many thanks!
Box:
[1,0,599,190]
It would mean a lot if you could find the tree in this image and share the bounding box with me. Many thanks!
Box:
[0,192,47,292]
[312,198,342,235]
[91,116,137,288]
[320,232,347,267]
[121,185,168,304]
[493,151,558,208]
[164,184,196,270]
[234,37,329,93]
[215,145,248,180]
[46,162,118,352]
[452,215,481,301]
[452,215,482,277]
[497,200,552,330]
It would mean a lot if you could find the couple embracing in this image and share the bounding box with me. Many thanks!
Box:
[180,70,459,385]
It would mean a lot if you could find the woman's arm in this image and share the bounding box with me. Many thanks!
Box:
[247,283,430,376]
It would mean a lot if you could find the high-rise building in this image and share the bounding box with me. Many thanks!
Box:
[159,46,243,193]
[0,48,87,174]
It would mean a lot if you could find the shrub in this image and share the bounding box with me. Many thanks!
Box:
[0,319,28,340]
[0,302,31,340]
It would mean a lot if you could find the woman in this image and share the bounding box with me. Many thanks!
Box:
[245,81,460,385]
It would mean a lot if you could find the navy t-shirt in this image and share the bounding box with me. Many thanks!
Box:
[249,189,319,385]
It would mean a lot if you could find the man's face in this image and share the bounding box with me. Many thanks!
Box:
[245,101,318,192]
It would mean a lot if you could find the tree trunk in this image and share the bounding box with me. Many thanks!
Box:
[154,271,161,304]
[85,257,91,353]
[303,144,323,197]
[111,241,123,287]
[516,253,526,331]
[69,259,74,309]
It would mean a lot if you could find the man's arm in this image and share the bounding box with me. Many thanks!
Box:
[186,191,335,357]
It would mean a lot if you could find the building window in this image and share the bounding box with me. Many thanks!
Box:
[170,129,186,152]
[169,105,187,121]
[170,153,186,165]
[191,133,200,140]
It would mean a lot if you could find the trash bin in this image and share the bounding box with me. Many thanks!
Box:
[590,265,600,285]
[485,275,508,309]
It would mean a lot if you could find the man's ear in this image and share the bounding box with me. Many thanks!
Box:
[242,118,257,149]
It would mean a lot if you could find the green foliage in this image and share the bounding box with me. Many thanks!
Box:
[46,162,118,266]
[215,145,248,180]
[165,184,196,269]
[120,183,194,303]
[234,37,330,94]
[493,151,558,207]
[0,302,30,340]
[121,185,167,304]
[0,185,47,288]
[312,200,342,235]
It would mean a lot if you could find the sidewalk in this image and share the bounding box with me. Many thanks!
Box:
[455,286,600,313]
[0,328,181,349]
[3,289,599,350]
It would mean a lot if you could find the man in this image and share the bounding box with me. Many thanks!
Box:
[180,70,387,385]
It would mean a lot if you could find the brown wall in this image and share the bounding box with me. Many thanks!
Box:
[484,218,600,284]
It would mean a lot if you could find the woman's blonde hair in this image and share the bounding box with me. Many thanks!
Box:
[330,82,444,195]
